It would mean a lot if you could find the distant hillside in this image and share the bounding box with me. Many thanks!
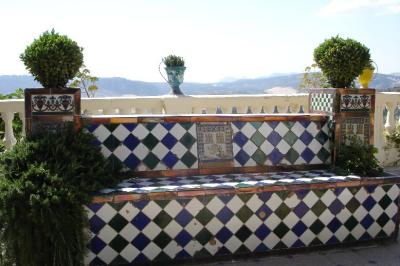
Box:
[1,73,399,96]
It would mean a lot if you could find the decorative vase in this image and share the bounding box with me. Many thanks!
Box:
[358,67,374,89]
[164,66,186,95]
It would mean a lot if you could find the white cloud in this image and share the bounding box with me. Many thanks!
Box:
[319,0,400,16]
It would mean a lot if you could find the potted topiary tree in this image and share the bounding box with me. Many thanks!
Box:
[20,29,84,133]
[160,55,186,95]
[313,35,370,88]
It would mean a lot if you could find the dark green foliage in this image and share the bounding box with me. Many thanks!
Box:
[0,123,124,265]
[314,36,370,88]
[333,137,383,177]
[163,55,185,67]
[20,29,83,88]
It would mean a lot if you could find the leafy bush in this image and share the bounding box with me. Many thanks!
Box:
[163,55,185,67]
[333,136,383,177]
[386,124,400,149]
[314,36,370,88]
[0,123,124,265]
[20,29,83,88]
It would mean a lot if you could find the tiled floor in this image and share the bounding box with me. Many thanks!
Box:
[98,170,362,195]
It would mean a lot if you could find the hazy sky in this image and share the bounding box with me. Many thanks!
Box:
[0,0,399,82]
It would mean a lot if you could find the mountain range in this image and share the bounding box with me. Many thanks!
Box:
[0,73,399,97]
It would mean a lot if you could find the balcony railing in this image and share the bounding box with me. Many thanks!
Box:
[1,92,399,165]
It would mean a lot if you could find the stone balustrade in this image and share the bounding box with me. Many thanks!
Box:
[1,92,399,165]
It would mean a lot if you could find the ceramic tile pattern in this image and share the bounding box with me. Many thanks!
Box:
[341,94,371,111]
[85,183,400,265]
[310,93,334,113]
[231,121,331,167]
[87,123,198,171]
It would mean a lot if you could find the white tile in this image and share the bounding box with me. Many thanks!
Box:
[335,226,350,242]
[98,225,117,244]
[186,198,204,216]
[243,140,258,155]
[113,145,131,161]
[132,143,149,160]
[120,223,140,242]
[266,194,283,211]
[93,124,111,142]
[152,143,169,159]
[369,204,384,220]
[351,224,366,240]
[164,200,183,218]
[281,230,297,247]
[142,201,163,219]
[318,227,333,244]
[96,203,117,223]
[387,185,400,200]
[246,194,264,212]
[188,124,197,136]
[258,123,273,137]
[225,216,243,234]
[276,140,291,154]
[244,234,262,251]
[170,124,187,140]
[225,235,242,253]
[301,211,318,227]
[226,195,245,213]
[131,124,149,140]
[97,245,118,264]
[265,213,281,230]
[142,222,162,240]
[245,215,263,232]
[142,242,162,260]
[264,232,280,249]
[206,197,225,215]
[185,219,203,237]
[259,141,274,156]
[353,206,368,222]
[151,123,168,140]
[337,188,353,205]
[205,217,224,235]
[367,222,381,237]
[372,186,386,202]
[241,123,257,138]
[306,122,319,137]
[120,244,140,262]
[320,189,336,206]
[298,229,315,246]
[291,122,306,137]
[308,139,322,154]
[303,191,319,208]
[385,202,399,218]
[171,142,187,158]
[183,240,202,256]
[285,193,301,208]
[283,213,300,228]
[336,208,352,224]
[163,240,181,258]
[274,123,289,137]
[319,209,335,225]
[112,124,131,141]
[164,220,183,238]
[100,145,112,158]
[292,139,307,154]
[204,239,223,255]
[383,221,396,236]
[84,251,96,265]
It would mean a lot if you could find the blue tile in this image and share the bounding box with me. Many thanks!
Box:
[328,199,344,215]
[161,122,176,131]
[122,123,137,132]
[90,257,106,266]
[267,131,281,146]
[163,152,179,168]
[365,185,377,193]
[233,132,248,147]
[87,203,104,213]
[176,249,191,259]
[216,246,231,255]
[216,207,234,224]
[134,200,149,210]
[269,148,284,165]
[91,236,106,254]
[361,214,374,229]
[133,253,149,264]
[219,194,234,204]
[299,131,313,145]
[132,212,151,230]
[292,221,307,237]
[299,120,311,128]
[161,133,178,149]
[360,232,373,241]
[292,240,306,248]
[268,121,280,129]
[326,235,339,245]
[235,149,250,166]
[175,209,193,227]
[327,217,342,233]
[300,148,315,163]
[215,227,233,244]
[124,154,141,170]
[258,192,272,202]
[255,243,269,252]
[90,215,106,234]
[86,124,99,133]
[123,135,140,150]
[295,190,309,200]
[132,233,150,250]
[254,224,271,240]
[255,205,272,221]
[232,121,246,130]
[362,196,376,211]
[175,230,192,247]
[293,201,309,218]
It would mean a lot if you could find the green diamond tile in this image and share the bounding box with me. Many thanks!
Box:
[376,230,389,239]
[103,134,120,152]
[315,131,329,145]
[275,191,290,200]
[317,148,331,163]
[344,216,358,231]
[349,187,359,195]
[235,225,252,242]
[376,213,390,227]
[145,123,157,131]
[274,241,288,249]
[108,213,129,232]
[251,150,267,165]
[153,231,172,249]
[346,198,361,213]
[378,195,392,210]
[283,131,298,146]
[195,208,214,226]
[155,200,170,209]
[154,210,172,229]
[309,238,323,246]
[238,194,253,203]
[143,152,160,169]
[181,152,197,168]
[250,121,263,129]
[154,252,170,263]
[179,122,194,131]
[273,222,290,238]
[251,131,266,147]
[283,121,295,129]
[313,189,326,198]
[382,185,393,192]
[194,248,212,258]
[110,255,129,265]
[195,228,213,245]
[310,219,325,234]
[285,148,299,164]
[180,132,196,149]
[236,205,253,223]
[344,234,357,243]
[202,195,214,206]
[142,134,159,150]
[104,123,119,132]
[275,203,291,220]
[236,245,251,254]
[311,200,327,216]
[109,235,129,253]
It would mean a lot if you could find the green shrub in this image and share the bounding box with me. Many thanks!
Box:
[0,123,124,265]
[314,36,370,88]
[333,136,383,177]
[163,55,185,67]
[20,29,83,88]
[386,124,400,148]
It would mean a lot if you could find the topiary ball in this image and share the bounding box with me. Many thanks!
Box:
[20,29,83,89]
[314,36,370,88]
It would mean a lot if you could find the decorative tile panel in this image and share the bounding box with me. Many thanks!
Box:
[232,121,331,167]
[197,122,234,168]
[310,93,334,113]
[88,123,198,171]
[86,183,400,265]
[341,94,371,111]
[31,94,75,114]
[341,117,370,144]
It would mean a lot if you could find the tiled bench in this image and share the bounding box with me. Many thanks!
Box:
[81,114,400,265]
